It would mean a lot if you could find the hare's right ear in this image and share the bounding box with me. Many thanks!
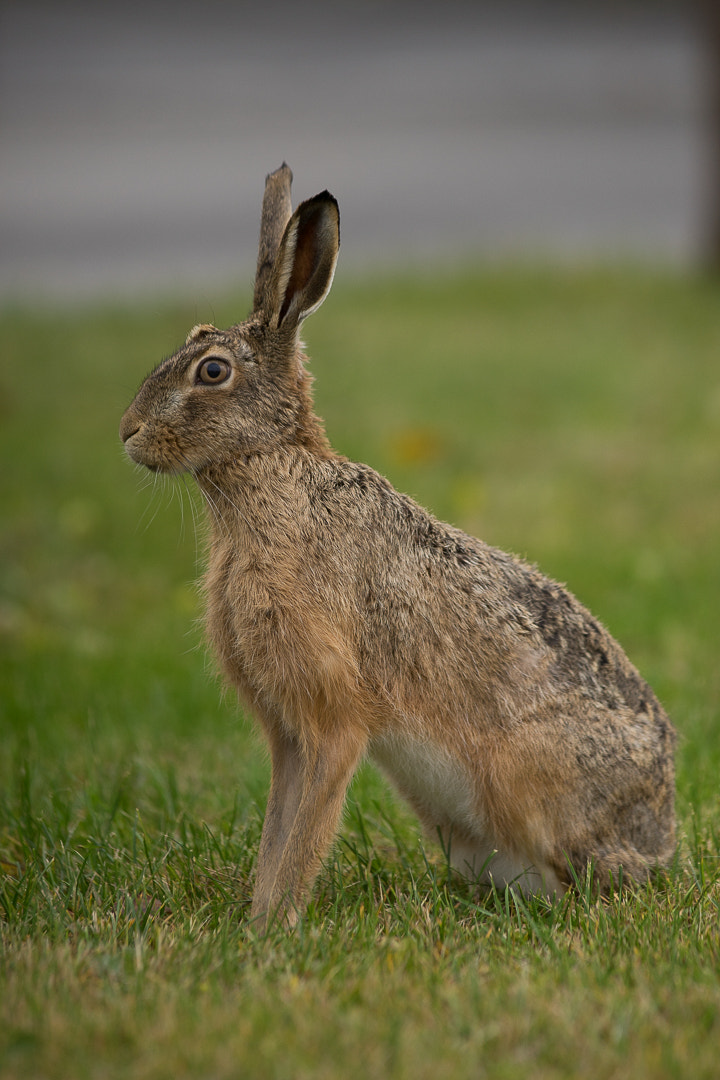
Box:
[260,192,340,333]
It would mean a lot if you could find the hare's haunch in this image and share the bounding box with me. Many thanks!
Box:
[120,164,676,929]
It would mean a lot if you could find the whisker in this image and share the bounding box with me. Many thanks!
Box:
[134,468,165,535]
[173,475,186,548]
[198,481,224,531]
[200,471,259,537]
[181,474,205,568]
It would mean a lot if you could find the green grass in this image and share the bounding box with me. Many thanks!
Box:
[2,264,720,1078]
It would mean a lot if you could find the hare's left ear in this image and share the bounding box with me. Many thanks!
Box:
[263,192,340,332]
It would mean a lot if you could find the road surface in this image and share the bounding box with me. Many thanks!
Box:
[0,0,703,303]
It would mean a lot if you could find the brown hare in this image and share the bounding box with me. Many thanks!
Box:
[120,164,676,929]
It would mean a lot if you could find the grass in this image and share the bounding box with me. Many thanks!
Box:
[1,263,720,1078]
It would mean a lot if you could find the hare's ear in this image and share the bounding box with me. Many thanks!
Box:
[253,163,294,312]
[263,192,340,332]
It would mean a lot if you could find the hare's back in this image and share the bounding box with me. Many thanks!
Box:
[317,457,673,742]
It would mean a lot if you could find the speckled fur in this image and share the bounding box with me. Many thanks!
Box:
[120,165,676,928]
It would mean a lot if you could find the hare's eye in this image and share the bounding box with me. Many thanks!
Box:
[197,358,231,385]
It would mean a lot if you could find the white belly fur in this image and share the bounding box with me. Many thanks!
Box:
[368,729,563,898]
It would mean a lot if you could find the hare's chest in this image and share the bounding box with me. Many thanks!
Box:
[205,559,291,681]
[204,542,358,718]
[204,542,278,672]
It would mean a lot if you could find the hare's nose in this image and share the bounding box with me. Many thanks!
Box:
[119,414,142,443]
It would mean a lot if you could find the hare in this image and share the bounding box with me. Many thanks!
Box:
[120,163,676,929]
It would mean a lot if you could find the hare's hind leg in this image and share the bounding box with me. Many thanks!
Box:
[440,826,566,900]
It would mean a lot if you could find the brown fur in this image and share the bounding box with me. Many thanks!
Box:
[120,165,676,929]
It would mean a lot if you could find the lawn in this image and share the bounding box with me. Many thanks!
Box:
[1,265,719,1078]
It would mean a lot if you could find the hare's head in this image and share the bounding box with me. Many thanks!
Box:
[120,166,339,474]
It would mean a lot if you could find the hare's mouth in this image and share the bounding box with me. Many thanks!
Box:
[128,446,186,475]
[121,430,147,464]
[123,433,164,472]
[120,418,184,474]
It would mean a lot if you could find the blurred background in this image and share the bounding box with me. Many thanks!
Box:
[0,0,713,304]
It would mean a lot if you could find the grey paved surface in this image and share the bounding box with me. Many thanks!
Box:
[0,1,703,303]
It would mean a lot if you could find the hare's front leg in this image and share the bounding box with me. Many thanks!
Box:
[263,729,366,929]
[250,722,305,926]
